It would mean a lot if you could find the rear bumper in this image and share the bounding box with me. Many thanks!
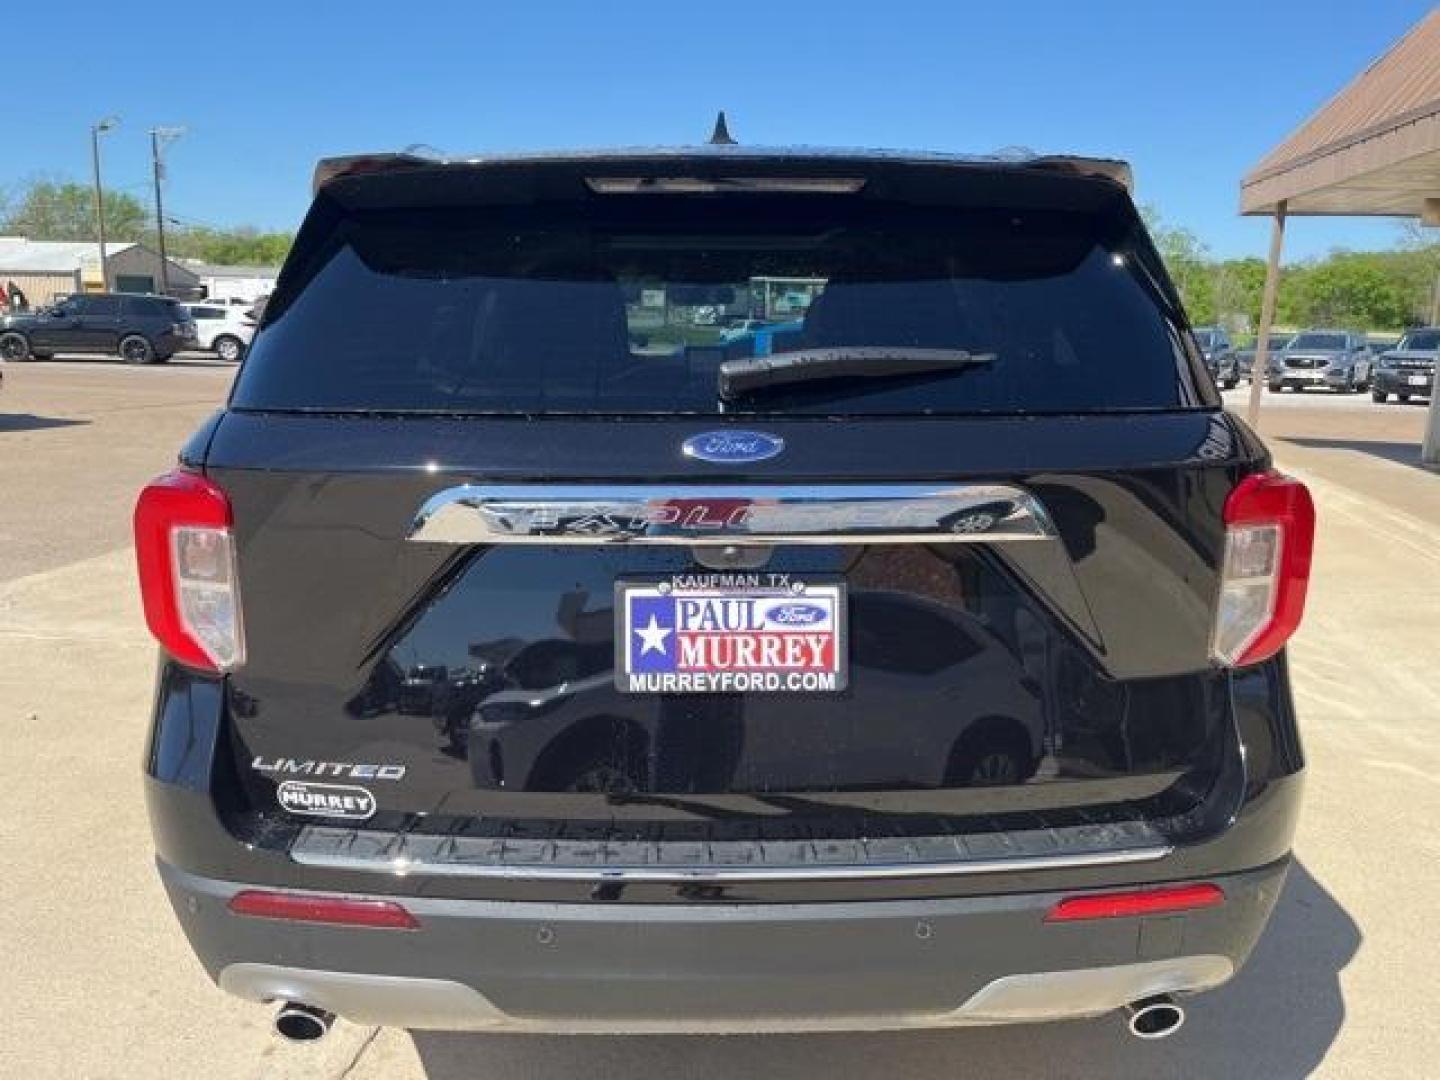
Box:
[1269,371,1328,388]
[154,330,191,354]
[160,858,1286,1032]
[145,654,1305,1030]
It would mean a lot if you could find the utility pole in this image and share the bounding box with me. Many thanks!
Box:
[90,116,119,291]
[1425,269,1440,467]
[150,127,185,296]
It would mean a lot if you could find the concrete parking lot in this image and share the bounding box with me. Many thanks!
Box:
[2,363,1438,1079]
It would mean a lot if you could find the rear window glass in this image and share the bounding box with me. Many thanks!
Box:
[123,297,180,318]
[1289,333,1348,350]
[1400,330,1440,351]
[233,198,1199,416]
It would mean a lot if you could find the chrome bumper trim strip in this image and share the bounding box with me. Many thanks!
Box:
[290,845,1171,882]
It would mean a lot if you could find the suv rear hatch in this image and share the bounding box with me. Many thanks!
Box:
[169,153,1272,885]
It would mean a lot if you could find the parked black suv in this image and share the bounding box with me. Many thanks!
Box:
[137,146,1313,1043]
[1191,326,1233,384]
[1371,326,1438,403]
[1220,333,1291,389]
[0,292,196,363]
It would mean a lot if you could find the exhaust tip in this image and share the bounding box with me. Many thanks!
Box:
[1125,994,1185,1040]
[274,1002,334,1043]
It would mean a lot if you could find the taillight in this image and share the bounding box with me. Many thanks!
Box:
[1046,883,1224,922]
[1211,470,1315,667]
[134,470,244,672]
[229,890,419,930]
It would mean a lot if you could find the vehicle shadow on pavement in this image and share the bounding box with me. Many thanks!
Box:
[0,412,89,433]
[409,861,1357,1080]
[34,355,227,369]
[1279,435,1436,472]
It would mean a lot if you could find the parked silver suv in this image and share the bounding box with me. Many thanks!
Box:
[1266,329,1372,393]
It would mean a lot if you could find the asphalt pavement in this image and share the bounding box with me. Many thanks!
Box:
[2,362,1437,1079]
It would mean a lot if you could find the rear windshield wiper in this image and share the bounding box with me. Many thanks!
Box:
[717,347,995,402]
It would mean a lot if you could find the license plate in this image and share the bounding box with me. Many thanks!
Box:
[616,575,846,693]
[1409,375,1430,386]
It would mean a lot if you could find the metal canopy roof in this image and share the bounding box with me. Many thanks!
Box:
[1240,8,1440,218]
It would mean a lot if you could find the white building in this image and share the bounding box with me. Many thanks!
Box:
[0,238,200,307]
[178,260,279,305]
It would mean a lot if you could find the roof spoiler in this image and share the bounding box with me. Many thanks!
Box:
[313,149,1133,196]
[1027,155,1133,192]
[312,152,437,194]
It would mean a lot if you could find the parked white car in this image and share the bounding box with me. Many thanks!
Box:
[184,303,256,362]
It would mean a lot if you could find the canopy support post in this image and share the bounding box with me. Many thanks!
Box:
[1246,201,1286,428]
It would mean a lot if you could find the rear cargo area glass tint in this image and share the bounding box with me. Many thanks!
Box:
[233,199,1199,415]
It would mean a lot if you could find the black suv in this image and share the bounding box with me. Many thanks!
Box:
[0,292,196,363]
[136,146,1313,1044]
[1191,326,1233,384]
[1371,326,1438,403]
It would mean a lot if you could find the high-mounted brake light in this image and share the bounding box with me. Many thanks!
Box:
[584,176,867,194]
[229,890,419,930]
[1046,883,1224,922]
[134,470,244,672]
[1211,470,1315,667]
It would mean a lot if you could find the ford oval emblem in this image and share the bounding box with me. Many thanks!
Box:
[766,602,827,627]
[682,430,784,464]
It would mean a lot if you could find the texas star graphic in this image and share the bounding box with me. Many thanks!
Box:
[634,614,673,656]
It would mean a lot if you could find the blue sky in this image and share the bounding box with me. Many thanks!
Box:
[9,0,1435,260]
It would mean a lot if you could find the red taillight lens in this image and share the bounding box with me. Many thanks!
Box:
[134,470,244,672]
[1046,883,1224,922]
[1211,470,1315,667]
[228,890,419,930]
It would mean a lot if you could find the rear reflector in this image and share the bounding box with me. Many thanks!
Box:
[1046,883,1224,922]
[228,890,419,930]
[134,470,244,672]
[1211,470,1315,667]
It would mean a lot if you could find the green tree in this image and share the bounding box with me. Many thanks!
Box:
[1,180,148,242]
[1141,205,1429,333]
[1211,258,1267,331]
[163,225,291,267]
[1143,204,1216,323]
[0,178,292,267]
[1394,221,1440,324]
[1283,252,1411,329]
